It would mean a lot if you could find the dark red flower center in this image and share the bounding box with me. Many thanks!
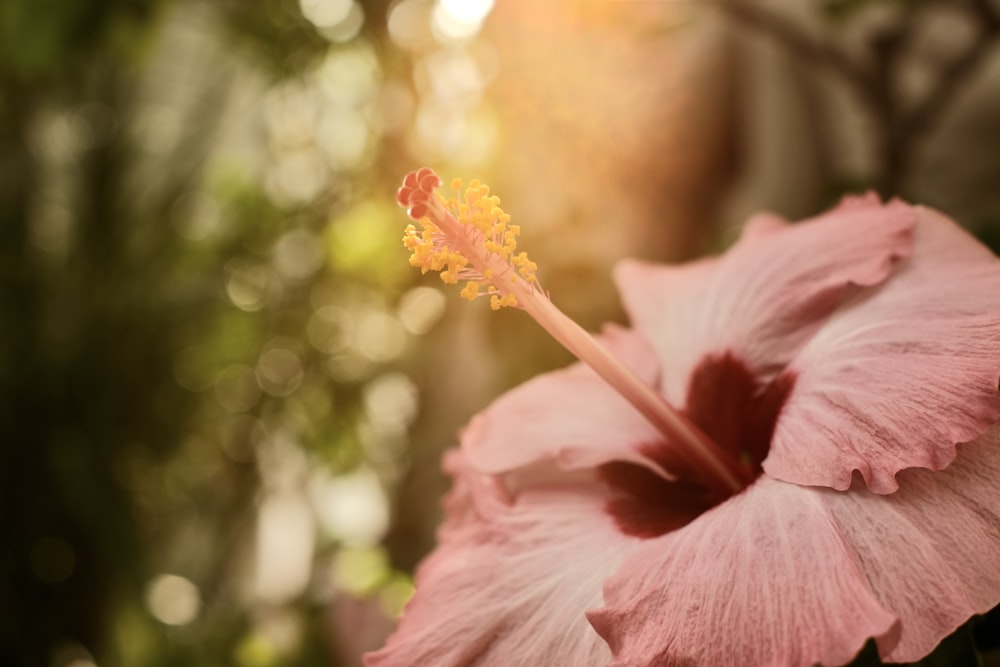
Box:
[599,352,796,539]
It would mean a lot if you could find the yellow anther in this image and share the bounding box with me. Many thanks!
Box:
[489,293,517,310]
[400,172,542,311]
[460,281,480,301]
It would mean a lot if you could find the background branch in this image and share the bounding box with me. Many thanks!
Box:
[713,0,1000,196]
[901,0,1000,140]
[709,0,878,107]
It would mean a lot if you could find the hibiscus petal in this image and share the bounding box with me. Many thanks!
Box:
[588,478,898,667]
[462,324,670,477]
[766,206,1000,492]
[821,425,1000,662]
[366,451,637,667]
[740,210,790,240]
[614,195,914,405]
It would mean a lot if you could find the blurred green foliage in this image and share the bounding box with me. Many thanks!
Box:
[0,0,160,82]
[0,1,411,665]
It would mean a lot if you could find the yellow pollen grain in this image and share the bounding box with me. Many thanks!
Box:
[460,281,480,301]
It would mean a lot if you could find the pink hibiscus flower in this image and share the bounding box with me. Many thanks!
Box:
[367,168,1000,666]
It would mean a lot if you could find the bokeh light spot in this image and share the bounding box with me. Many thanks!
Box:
[257,347,304,397]
[397,286,446,334]
[254,492,315,604]
[332,547,390,596]
[234,633,278,667]
[432,0,494,41]
[412,102,497,165]
[215,364,262,413]
[264,84,319,152]
[226,261,280,312]
[233,632,281,667]
[257,608,306,656]
[299,0,352,28]
[418,49,487,104]
[326,200,407,283]
[145,574,201,626]
[362,372,418,433]
[311,468,389,546]
[28,108,95,163]
[274,228,324,282]
[356,311,406,362]
[316,111,371,171]
[50,642,97,667]
[387,0,434,51]
[439,0,493,24]
[317,2,365,43]
[265,149,328,205]
[316,43,381,107]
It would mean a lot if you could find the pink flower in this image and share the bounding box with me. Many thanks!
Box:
[368,174,1000,666]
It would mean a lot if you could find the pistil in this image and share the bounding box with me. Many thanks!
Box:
[396,168,752,496]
